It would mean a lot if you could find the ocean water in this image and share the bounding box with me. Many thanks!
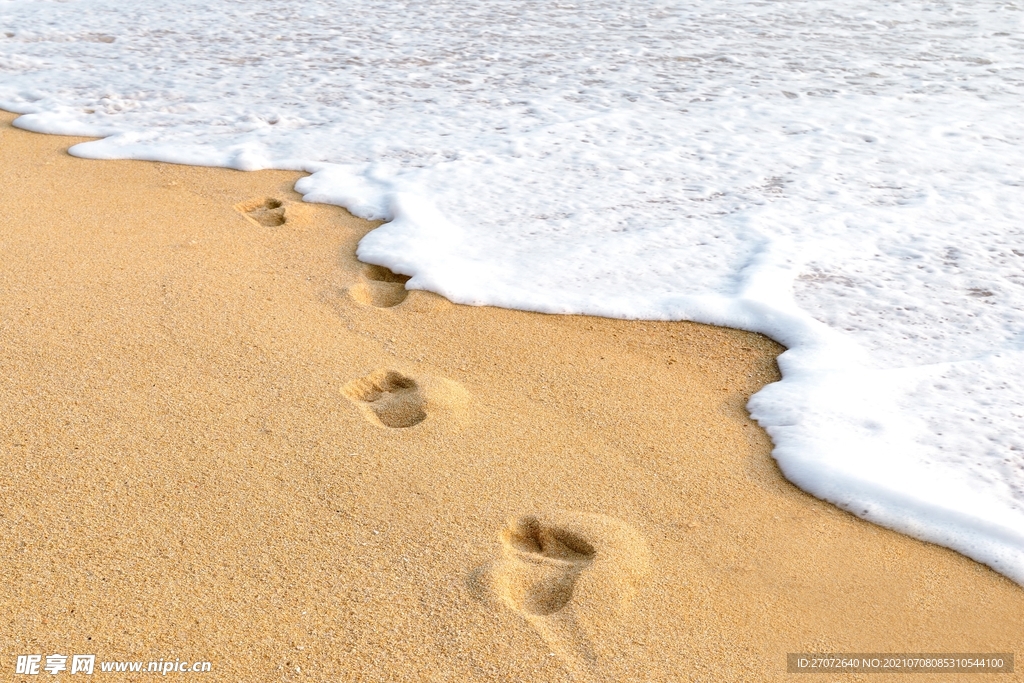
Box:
[3,0,1024,582]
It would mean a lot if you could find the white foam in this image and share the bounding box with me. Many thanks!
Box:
[4,0,1024,581]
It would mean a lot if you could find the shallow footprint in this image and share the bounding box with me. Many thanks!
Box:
[342,370,426,428]
[499,516,596,616]
[235,197,287,227]
[349,264,411,308]
[475,512,650,679]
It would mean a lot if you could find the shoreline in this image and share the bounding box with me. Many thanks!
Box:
[2,110,1021,681]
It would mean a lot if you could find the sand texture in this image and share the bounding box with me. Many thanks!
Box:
[2,111,1022,682]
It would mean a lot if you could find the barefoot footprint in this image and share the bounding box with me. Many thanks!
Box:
[475,512,651,677]
[343,370,470,429]
[342,370,426,428]
[499,516,596,616]
[235,197,287,227]
[349,264,411,308]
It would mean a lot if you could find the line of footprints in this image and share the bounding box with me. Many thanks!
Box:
[236,197,424,427]
[237,196,411,308]
[236,196,649,675]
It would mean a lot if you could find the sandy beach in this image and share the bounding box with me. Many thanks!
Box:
[2,109,1021,681]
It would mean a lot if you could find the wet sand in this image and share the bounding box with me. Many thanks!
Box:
[1,110,1021,681]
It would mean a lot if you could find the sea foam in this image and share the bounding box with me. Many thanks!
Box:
[3,0,1024,581]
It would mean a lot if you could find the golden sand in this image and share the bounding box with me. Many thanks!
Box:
[2,111,1021,681]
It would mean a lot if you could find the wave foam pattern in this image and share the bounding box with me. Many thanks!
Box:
[3,0,1024,580]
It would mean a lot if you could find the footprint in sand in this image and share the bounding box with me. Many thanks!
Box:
[499,516,596,616]
[342,369,470,428]
[342,370,426,428]
[475,512,650,677]
[236,197,287,227]
[349,264,411,308]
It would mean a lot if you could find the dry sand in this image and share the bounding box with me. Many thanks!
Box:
[1,110,1021,682]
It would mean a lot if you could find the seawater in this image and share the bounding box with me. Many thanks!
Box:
[3,0,1024,582]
